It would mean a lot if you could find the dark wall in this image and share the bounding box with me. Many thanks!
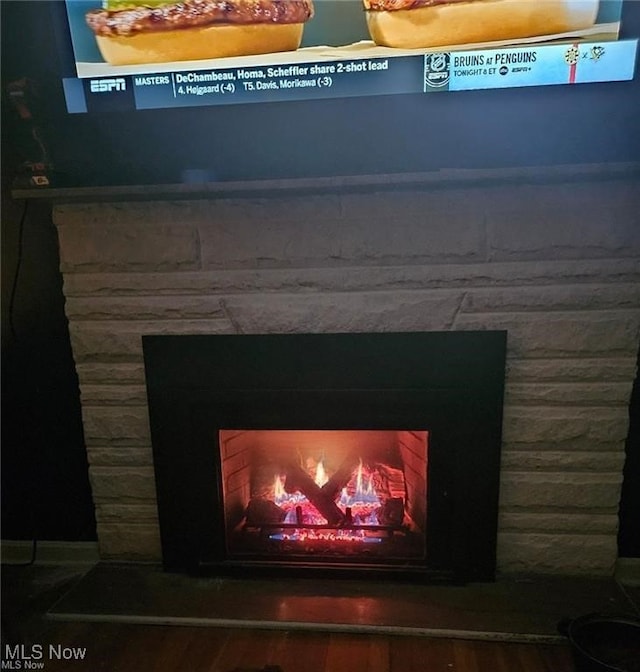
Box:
[1,2,96,542]
[0,197,97,542]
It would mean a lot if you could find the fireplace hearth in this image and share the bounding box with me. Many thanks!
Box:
[143,331,507,582]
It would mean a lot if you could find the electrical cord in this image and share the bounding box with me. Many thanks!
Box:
[8,198,29,342]
[3,198,39,567]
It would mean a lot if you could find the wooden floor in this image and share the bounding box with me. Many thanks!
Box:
[1,564,598,672]
[27,621,575,672]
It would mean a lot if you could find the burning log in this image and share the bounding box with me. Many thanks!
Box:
[284,462,346,526]
[344,507,353,525]
[378,497,405,526]
[377,464,407,500]
[245,498,287,525]
[321,453,360,500]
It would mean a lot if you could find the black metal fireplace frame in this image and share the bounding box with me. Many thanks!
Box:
[143,331,507,583]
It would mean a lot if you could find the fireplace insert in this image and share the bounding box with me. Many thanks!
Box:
[143,331,507,582]
[219,429,428,563]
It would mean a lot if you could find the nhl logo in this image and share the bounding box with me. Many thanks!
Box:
[424,53,450,90]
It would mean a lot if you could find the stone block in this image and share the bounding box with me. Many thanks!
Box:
[56,218,200,272]
[497,532,618,575]
[502,406,631,444]
[463,283,640,314]
[94,503,159,524]
[54,200,209,227]
[89,466,157,501]
[504,381,634,407]
[499,472,623,509]
[207,194,342,223]
[499,512,619,535]
[220,290,464,333]
[88,446,154,467]
[75,363,147,385]
[65,296,227,322]
[500,450,626,473]
[485,181,640,261]
[97,522,161,560]
[69,319,232,362]
[339,186,489,221]
[82,406,151,445]
[506,357,639,383]
[503,439,625,454]
[457,312,640,359]
[200,208,485,269]
[81,385,148,406]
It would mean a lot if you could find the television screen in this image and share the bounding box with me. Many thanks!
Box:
[2,0,639,189]
[59,0,637,113]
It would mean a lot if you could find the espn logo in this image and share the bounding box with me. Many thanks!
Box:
[89,78,126,93]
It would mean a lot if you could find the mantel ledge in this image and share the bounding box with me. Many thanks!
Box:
[11,161,640,204]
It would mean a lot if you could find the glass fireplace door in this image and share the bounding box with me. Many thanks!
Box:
[219,429,428,563]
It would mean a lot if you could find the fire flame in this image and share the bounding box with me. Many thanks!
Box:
[341,459,378,506]
[315,459,328,487]
[270,458,383,543]
[273,474,286,501]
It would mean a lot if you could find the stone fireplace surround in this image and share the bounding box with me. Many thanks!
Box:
[51,166,640,577]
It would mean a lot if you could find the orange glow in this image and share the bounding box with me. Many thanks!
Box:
[270,456,383,542]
